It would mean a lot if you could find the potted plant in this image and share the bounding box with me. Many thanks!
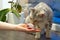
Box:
[0,0,22,22]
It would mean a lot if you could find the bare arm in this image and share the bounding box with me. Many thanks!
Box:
[0,21,18,30]
[0,21,29,31]
[0,21,40,32]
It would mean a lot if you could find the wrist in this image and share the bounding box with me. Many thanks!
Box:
[14,25,28,32]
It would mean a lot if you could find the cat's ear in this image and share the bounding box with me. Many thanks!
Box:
[30,8,36,13]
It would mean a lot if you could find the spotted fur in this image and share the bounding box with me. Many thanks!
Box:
[25,2,53,40]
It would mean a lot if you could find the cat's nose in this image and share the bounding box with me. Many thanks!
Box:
[41,14,44,17]
[40,14,45,17]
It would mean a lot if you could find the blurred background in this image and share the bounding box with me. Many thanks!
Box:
[0,0,60,40]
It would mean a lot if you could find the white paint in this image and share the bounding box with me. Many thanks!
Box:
[51,23,60,31]
[2,0,16,9]
[0,0,3,10]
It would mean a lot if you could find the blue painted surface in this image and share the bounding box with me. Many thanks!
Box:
[53,10,60,17]
[50,32,60,40]
[52,17,60,24]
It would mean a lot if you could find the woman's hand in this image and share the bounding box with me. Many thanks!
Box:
[16,23,41,32]
[0,22,40,32]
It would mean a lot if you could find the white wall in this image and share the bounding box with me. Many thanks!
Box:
[0,0,3,10]
[2,0,11,9]
[0,0,11,9]
[0,0,16,9]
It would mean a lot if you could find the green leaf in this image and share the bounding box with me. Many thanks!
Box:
[12,8,20,18]
[1,16,6,22]
[14,3,22,13]
[0,8,10,21]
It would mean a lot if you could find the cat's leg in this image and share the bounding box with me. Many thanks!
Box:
[35,32,41,40]
[45,23,51,39]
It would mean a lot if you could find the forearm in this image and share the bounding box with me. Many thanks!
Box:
[0,22,39,32]
[0,21,17,30]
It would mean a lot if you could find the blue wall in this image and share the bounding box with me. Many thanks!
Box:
[50,0,60,24]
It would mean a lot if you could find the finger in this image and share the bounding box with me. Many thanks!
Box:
[27,28,41,32]
[18,24,28,28]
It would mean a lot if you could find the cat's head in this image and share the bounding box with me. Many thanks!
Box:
[29,8,46,22]
[30,8,46,18]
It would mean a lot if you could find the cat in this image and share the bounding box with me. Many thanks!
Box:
[25,2,53,40]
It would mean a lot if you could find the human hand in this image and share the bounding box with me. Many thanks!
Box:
[16,23,41,32]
